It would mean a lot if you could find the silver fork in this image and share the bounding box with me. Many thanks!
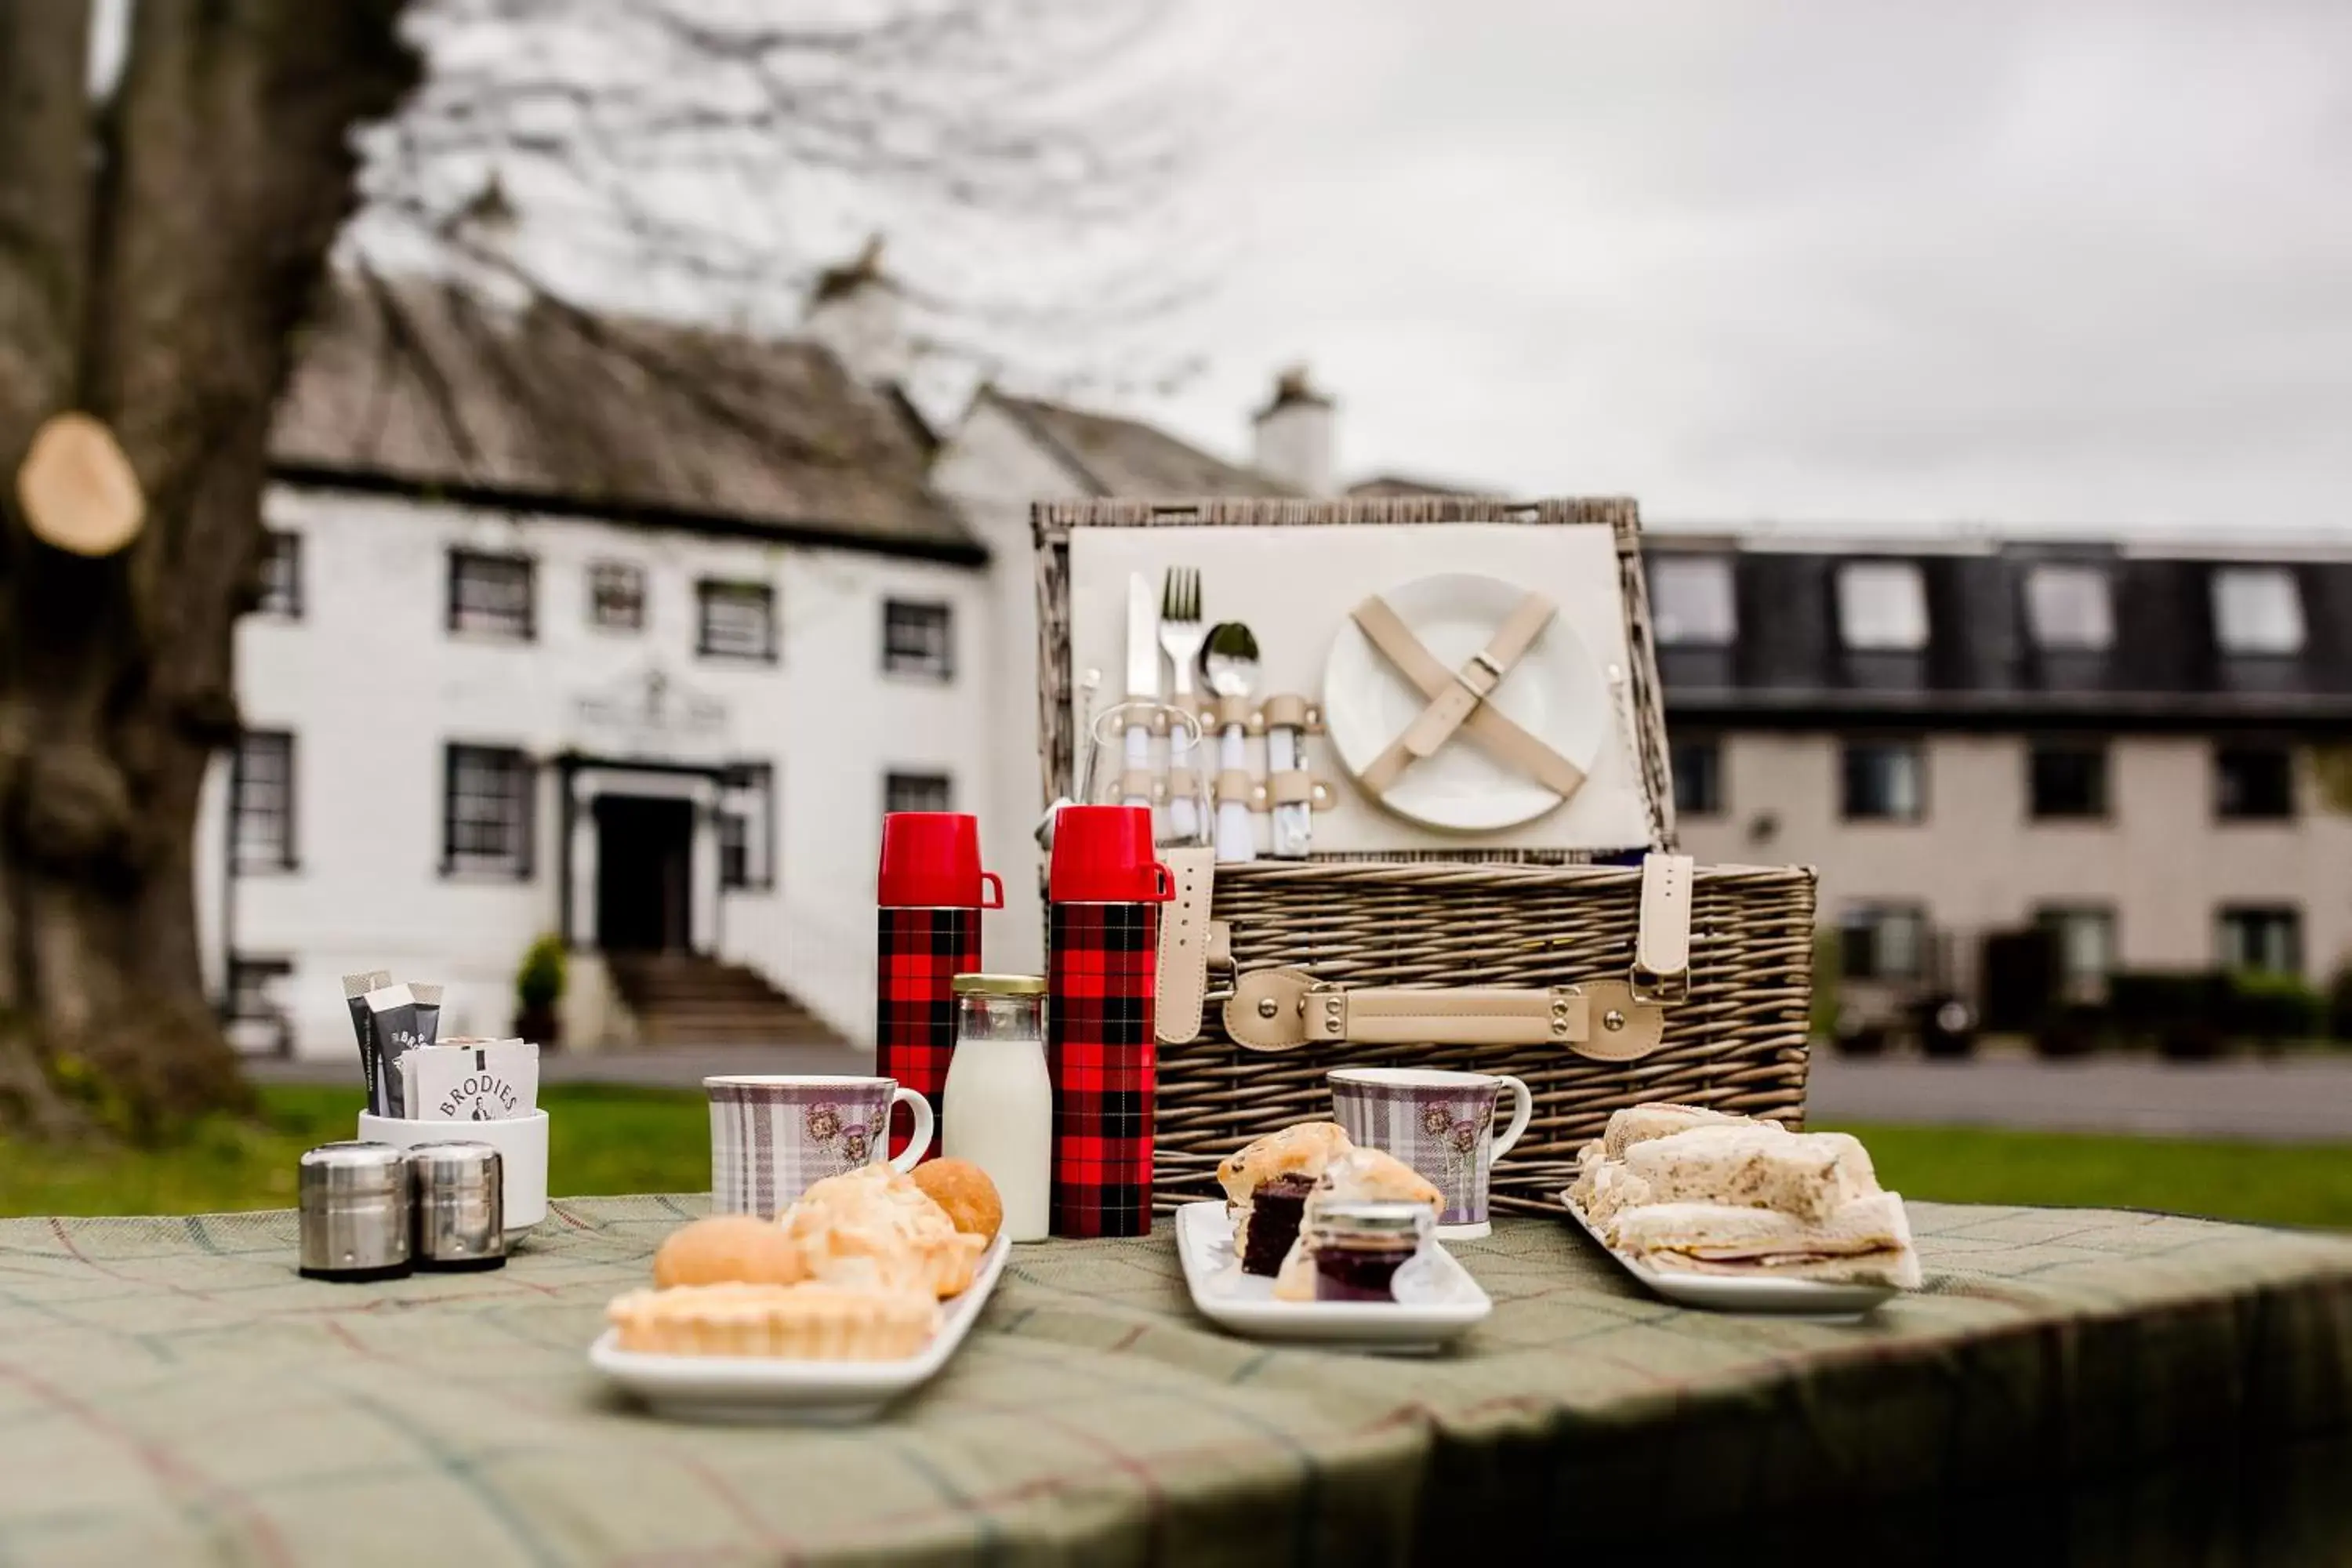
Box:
[1159,567,1207,843]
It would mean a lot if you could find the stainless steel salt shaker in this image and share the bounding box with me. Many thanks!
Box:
[407,1141,506,1271]
[298,1142,413,1281]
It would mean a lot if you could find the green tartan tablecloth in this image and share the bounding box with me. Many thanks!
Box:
[1,1198,2348,1567]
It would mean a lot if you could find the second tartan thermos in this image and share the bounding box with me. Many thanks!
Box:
[877,811,1003,1162]
[1045,804,1173,1237]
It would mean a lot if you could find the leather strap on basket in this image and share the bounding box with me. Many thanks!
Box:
[1155,847,1217,1044]
[1349,593,1586,799]
[1224,969,1664,1062]
[1633,852,1694,1003]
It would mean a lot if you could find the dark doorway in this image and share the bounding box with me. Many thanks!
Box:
[596,796,694,952]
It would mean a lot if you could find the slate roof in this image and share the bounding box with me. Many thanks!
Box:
[985,391,1297,499]
[1648,540,2352,730]
[270,272,982,561]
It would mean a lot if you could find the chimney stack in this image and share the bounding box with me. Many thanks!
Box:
[804,235,912,389]
[1251,365,1335,495]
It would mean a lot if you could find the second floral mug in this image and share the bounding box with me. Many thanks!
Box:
[706,1073,935,1217]
[1328,1066,1534,1239]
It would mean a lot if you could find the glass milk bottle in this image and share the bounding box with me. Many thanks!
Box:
[941,975,1052,1243]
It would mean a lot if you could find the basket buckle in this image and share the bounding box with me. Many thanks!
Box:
[1628,963,1688,1005]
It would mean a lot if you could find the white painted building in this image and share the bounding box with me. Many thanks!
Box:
[204,273,990,1058]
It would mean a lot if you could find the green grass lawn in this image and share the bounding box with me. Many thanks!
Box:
[0,1088,2345,1230]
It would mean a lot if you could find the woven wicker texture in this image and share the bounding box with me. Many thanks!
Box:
[1033,497,1817,1212]
[1160,858,1816,1210]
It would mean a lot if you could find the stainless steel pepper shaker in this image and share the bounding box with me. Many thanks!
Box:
[298,1142,413,1281]
[407,1141,506,1271]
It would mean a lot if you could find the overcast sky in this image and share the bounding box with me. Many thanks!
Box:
[1122,0,2352,535]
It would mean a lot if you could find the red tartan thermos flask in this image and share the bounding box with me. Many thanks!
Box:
[1045,804,1174,1237]
[877,811,1003,1163]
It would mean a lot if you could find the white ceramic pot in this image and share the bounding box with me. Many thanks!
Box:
[357,1109,550,1230]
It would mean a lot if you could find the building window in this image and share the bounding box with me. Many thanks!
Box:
[1841,739,1924,822]
[2024,564,2111,652]
[2219,906,2302,976]
[2211,566,2304,657]
[1841,905,1927,982]
[224,955,295,1056]
[2216,743,2294,821]
[883,600,955,680]
[230,731,296,872]
[443,744,534,877]
[2029,740,2108,819]
[1671,739,1723,818]
[1650,556,1737,647]
[589,561,645,631]
[257,530,302,619]
[1835,561,1929,652]
[885,771,953,815]
[448,550,535,641]
[2034,906,2116,996]
[719,763,774,891]
[698,581,776,662]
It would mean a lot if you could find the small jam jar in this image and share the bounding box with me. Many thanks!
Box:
[1303,1200,1432,1302]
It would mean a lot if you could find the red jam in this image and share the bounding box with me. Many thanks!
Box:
[1312,1241,1417,1302]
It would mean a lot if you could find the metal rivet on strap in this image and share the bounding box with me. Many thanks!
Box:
[1256,997,1279,1019]
[1603,1009,1626,1032]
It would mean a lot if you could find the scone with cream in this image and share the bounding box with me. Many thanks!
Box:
[783,1163,988,1299]
[1218,1121,1353,1277]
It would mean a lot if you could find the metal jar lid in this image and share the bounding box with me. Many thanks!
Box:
[952,973,1047,995]
[407,1141,506,1270]
[298,1142,413,1280]
[1304,1200,1432,1247]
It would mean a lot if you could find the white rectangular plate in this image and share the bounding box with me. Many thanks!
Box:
[589,1234,1011,1423]
[1559,1195,1897,1321]
[1174,1201,1490,1352]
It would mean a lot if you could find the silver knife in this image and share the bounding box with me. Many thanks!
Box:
[1123,572,1158,812]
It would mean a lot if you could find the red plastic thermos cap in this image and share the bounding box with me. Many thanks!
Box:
[1048,804,1174,904]
[878,812,1003,909]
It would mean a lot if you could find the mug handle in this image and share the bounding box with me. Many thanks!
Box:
[1490,1075,1534,1162]
[887,1087,936,1171]
[978,871,1005,910]
[1146,862,1176,902]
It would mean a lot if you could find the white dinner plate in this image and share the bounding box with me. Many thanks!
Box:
[589,1233,1011,1423]
[1322,572,1610,833]
[1559,1196,1899,1321]
[1174,1202,1490,1352]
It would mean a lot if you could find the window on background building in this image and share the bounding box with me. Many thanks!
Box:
[883,600,954,679]
[448,550,535,640]
[2211,566,2305,656]
[443,744,534,877]
[698,581,776,661]
[2216,743,2295,820]
[1671,739,1723,818]
[885,771,953,815]
[1840,905,1927,982]
[589,561,645,631]
[2034,906,2116,995]
[2029,740,2109,818]
[257,529,302,619]
[230,731,296,871]
[2024,564,2112,652]
[1650,556,1737,647]
[2219,906,2303,976]
[1841,739,1924,821]
[718,763,773,891]
[1835,561,1929,652]
[224,955,295,1055]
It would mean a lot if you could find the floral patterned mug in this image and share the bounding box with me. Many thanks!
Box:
[1328,1067,1534,1239]
[705,1074,935,1217]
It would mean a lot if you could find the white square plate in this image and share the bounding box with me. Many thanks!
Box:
[589,1233,1011,1423]
[1559,1195,1897,1321]
[1174,1201,1490,1352]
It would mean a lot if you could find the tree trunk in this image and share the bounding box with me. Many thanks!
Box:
[0,1,418,1138]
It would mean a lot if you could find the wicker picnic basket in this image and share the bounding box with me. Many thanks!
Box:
[1035,496,1816,1213]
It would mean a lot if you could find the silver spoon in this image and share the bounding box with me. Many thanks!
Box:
[1200,623,1259,862]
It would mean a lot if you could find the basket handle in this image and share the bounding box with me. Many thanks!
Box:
[1224,969,1664,1062]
